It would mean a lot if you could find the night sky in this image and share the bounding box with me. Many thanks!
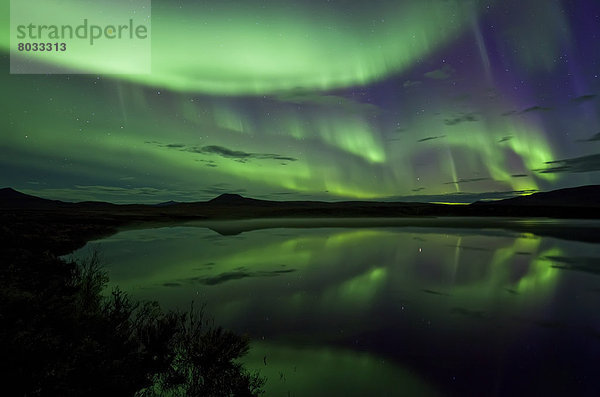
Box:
[2,0,600,203]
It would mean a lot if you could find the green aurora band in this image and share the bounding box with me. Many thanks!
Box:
[3,0,596,202]
[4,0,478,94]
[1,69,557,200]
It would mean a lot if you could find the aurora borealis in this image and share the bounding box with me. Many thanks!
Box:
[2,0,600,202]
[71,221,600,395]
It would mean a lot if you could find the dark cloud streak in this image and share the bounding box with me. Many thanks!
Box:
[572,94,597,103]
[577,132,600,142]
[417,135,446,142]
[151,142,298,162]
[536,153,600,173]
[183,268,296,285]
[521,105,552,113]
[444,177,490,185]
[444,112,478,126]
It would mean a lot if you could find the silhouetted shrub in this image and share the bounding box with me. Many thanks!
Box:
[0,248,264,396]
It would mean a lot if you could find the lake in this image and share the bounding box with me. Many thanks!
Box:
[71,218,600,396]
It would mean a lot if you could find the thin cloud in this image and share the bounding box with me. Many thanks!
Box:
[152,142,297,162]
[196,159,218,167]
[546,255,600,276]
[444,112,478,126]
[444,177,490,185]
[424,64,455,80]
[183,268,296,286]
[200,145,251,158]
[572,94,597,103]
[536,153,600,173]
[521,105,552,113]
[417,135,446,142]
[202,145,298,161]
[577,132,600,142]
[270,89,379,113]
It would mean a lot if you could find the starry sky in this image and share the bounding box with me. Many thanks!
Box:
[1,0,600,203]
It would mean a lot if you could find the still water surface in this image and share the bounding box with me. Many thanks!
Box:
[72,218,600,396]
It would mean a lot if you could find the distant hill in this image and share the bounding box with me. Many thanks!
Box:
[1,185,599,255]
[208,193,276,206]
[0,188,121,209]
[1,185,599,219]
[0,187,64,207]
[209,193,250,204]
[473,185,600,207]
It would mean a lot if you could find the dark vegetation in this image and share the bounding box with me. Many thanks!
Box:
[0,223,265,395]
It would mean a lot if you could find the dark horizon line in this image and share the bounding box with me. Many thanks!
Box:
[1,184,600,207]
